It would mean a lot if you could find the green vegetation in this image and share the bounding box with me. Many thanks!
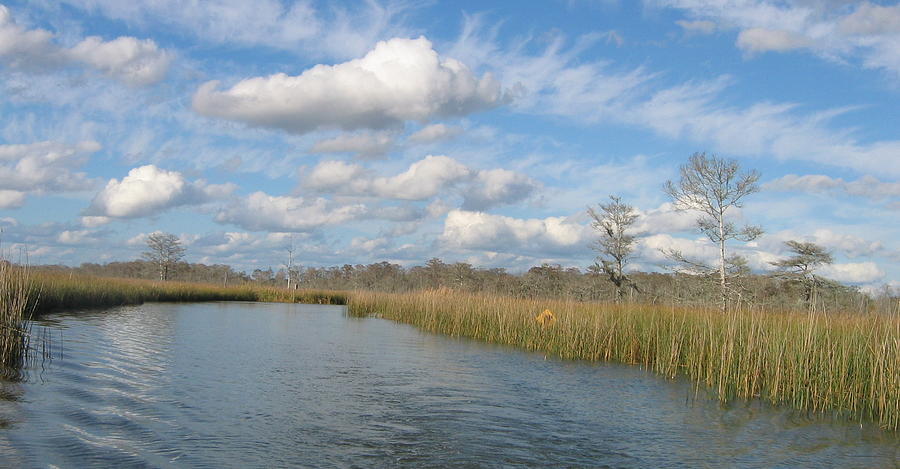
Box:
[347,289,900,431]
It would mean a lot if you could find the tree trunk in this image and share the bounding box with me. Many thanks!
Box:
[718,213,727,313]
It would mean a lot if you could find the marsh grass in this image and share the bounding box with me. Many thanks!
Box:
[0,268,348,368]
[0,263,32,368]
[22,271,348,316]
[348,288,900,431]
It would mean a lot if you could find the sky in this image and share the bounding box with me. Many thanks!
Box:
[0,0,898,291]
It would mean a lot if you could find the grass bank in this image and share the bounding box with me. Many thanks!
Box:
[23,270,347,316]
[347,289,900,431]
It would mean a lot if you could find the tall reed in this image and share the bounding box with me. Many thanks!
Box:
[0,262,31,367]
[348,289,900,431]
[23,271,348,316]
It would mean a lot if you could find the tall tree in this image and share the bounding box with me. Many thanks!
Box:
[771,240,833,308]
[664,152,763,312]
[587,195,639,302]
[142,232,185,281]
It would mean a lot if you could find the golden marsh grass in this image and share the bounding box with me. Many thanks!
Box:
[347,288,900,431]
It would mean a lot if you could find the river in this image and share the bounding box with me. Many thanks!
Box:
[0,302,896,468]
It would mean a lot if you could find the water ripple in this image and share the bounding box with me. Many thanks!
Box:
[0,302,896,468]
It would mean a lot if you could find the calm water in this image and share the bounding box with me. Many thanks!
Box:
[0,302,896,468]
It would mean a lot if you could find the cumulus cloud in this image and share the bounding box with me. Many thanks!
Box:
[0,4,171,85]
[0,190,25,209]
[67,36,172,86]
[301,160,369,193]
[408,123,463,143]
[639,233,719,265]
[192,37,505,134]
[301,155,471,200]
[57,229,102,245]
[0,140,100,202]
[85,165,235,220]
[461,169,542,211]
[215,192,367,232]
[820,262,885,284]
[309,131,395,159]
[301,155,540,209]
[809,229,884,259]
[631,202,699,235]
[370,155,471,200]
[441,209,591,256]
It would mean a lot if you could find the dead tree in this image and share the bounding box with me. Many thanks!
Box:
[664,152,762,313]
[588,195,639,302]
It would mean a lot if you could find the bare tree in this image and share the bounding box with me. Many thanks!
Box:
[285,234,295,290]
[142,232,185,281]
[588,195,639,302]
[771,240,833,308]
[664,152,763,312]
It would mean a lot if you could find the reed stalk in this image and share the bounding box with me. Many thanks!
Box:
[347,288,900,431]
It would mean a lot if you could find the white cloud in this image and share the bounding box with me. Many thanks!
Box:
[86,165,235,219]
[301,160,369,193]
[67,36,172,86]
[0,189,25,209]
[215,192,367,232]
[448,18,653,119]
[441,209,591,256]
[810,229,883,258]
[309,131,395,159]
[0,140,100,202]
[676,19,717,35]
[302,155,470,200]
[349,236,389,253]
[51,0,412,60]
[631,202,699,235]
[653,1,900,77]
[80,216,111,227]
[461,168,542,211]
[839,3,900,36]
[57,229,100,245]
[736,27,810,53]
[0,4,59,69]
[193,37,505,134]
[0,4,170,85]
[765,174,900,201]
[408,123,463,143]
[625,78,900,176]
[760,228,887,260]
[820,262,885,284]
[449,16,900,176]
[301,155,539,209]
[370,155,471,200]
[639,233,719,265]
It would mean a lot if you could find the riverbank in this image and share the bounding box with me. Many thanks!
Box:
[3,268,897,431]
[347,289,900,431]
[22,270,347,316]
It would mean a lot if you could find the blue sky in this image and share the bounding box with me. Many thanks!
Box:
[0,0,898,291]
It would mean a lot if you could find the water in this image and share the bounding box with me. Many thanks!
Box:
[0,302,896,468]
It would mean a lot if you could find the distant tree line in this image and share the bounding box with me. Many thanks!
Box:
[29,152,898,315]
[33,257,897,315]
